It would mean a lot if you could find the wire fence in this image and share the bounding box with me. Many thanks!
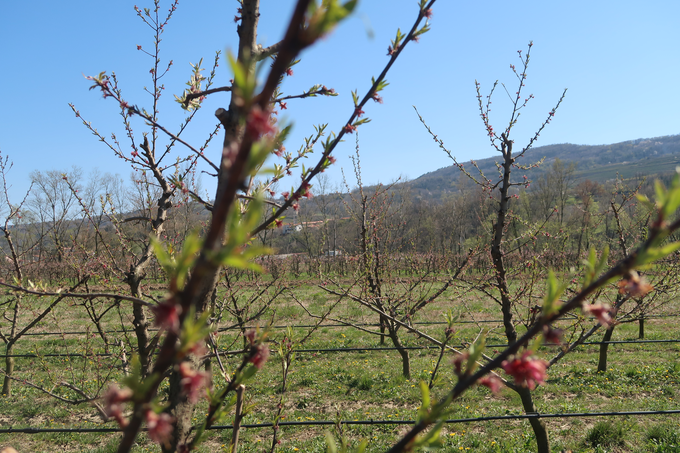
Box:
[2,338,680,359]
[2,409,679,435]
[14,312,680,337]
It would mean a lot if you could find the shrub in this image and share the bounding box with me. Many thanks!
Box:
[647,423,680,452]
[586,421,626,448]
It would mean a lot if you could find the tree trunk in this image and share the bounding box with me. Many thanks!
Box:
[162,356,202,452]
[128,274,151,377]
[388,327,410,379]
[2,344,14,396]
[597,326,615,372]
[638,315,645,339]
[516,386,550,453]
[379,316,387,345]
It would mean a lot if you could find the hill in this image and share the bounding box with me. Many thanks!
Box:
[408,134,680,199]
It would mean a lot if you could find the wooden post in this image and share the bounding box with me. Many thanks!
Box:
[230,384,246,453]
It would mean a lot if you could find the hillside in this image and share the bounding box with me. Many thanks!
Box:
[408,134,680,199]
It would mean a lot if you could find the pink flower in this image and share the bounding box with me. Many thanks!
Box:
[423,8,433,19]
[501,352,548,390]
[275,219,283,228]
[355,107,365,117]
[245,329,270,370]
[371,92,383,103]
[583,303,614,328]
[281,191,289,200]
[279,101,287,110]
[136,45,142,50]
[452,352,468,376]
[245,106,275,140]
[249,342,270,369]
[179,362,208,403]
[343,124,357,134]
[102,385,132,427]
[151,300,182,332]
[300,181,313,199]
[617,271,653,298]
[145,410,174,446]
[478,376,502,394]
[285,68,293,76]
[542,325,563,345]
[320,85,336,95]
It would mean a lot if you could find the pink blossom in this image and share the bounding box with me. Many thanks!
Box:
[245,106,275,140]
[245,329,270,369]
[249,342,270,369]
[343,124,357,134]
[371,92,383,103]
[355,107,365,117]
[501,352,547,390]
[102,385,132,427]
[542,325,563,345]
[285,68,293,76]
[151,300,182,332]
[145,410,174,446]
[423,8,433,19]
[617,271,653,298]
[179,362,208,403]
[452,352,468,376]
[300,181,313,199]
[583,303,614,328]
[478,376,502,393]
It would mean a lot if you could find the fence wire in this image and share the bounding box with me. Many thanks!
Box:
[1,409,679,434]
[15,312,680,337]
[2,338,680,359]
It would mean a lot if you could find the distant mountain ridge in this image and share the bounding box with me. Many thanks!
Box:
[408,134,680,199]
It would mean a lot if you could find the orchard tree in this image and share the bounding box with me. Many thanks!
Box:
[76,0,438,451]
[416,42,566,452]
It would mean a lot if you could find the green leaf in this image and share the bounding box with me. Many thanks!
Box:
[543,271,566,316]
[636,241,680,267]
[174,231,203,290]
[413,420,444,449]
[150,236,175,277]
[227,52,246,91]
[417,381,431,421]
[325,432,337,453]
[529,334,543,353]
[466,333,486,374]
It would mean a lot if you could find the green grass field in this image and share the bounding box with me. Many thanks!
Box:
[0,277,679,452]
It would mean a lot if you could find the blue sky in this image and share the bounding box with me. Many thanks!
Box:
[1,1,679,200]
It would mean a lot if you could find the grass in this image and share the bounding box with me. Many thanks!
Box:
[0,273,679,452]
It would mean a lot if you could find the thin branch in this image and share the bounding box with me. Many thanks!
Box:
[183,86,233,106]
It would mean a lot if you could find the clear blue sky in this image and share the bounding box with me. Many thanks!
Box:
[1,1,679,200]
